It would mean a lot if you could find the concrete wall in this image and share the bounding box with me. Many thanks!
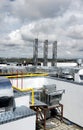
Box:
[0,115,36,130]
[15,95,30,108]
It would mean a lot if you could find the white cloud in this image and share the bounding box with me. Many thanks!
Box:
[0,0,83,58]
[8,30,23,44]
[67,25,83,39]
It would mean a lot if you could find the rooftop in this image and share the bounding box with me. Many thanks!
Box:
[40,117,83,130]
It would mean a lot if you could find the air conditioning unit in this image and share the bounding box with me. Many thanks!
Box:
[40,84,65,106]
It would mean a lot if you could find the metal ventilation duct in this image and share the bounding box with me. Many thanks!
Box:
[0,77,14,111]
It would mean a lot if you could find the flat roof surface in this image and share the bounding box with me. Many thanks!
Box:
[39,118,83,130]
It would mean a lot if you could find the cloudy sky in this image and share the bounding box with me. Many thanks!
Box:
[0,0,83,59]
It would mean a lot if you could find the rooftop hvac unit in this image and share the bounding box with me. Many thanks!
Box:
[40,84,65,106]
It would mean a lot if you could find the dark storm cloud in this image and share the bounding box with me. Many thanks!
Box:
[78,49,83,52]
[21,33,34,47]
[21,33,34,43]
[9,0,15,2]
[10,0,71,21]
[4,43,16,47]
[30,0,71,18]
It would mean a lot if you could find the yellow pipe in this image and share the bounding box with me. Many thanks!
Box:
[6,73,48,78]
[31,89,34,106]
[12,86,35,105]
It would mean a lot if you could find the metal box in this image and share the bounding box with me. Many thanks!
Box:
[40,84,64,106]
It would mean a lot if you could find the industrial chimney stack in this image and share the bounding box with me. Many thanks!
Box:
[33,38,57,67]
[43,40,48,66]
[33,38,38,66]
[51,41,57,67]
